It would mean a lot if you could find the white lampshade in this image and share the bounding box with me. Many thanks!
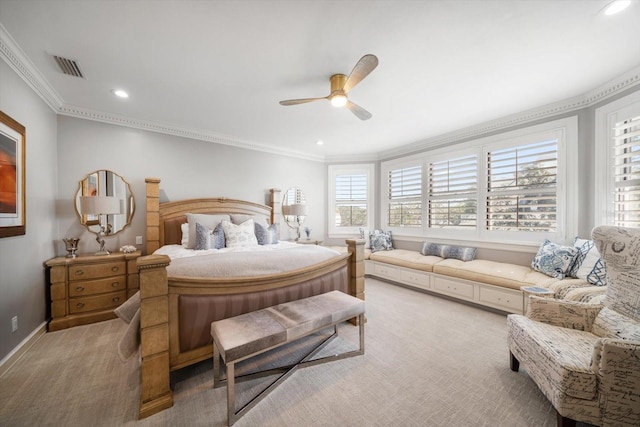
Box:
[284,203,307,216]
[80,196,122,215]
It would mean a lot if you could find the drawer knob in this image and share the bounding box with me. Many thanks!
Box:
[111,282,120,287]
[112,296,120,303]
[75,286,85,292]
[76,302,85,308]
[75,270,84,276]
[111,266,120,272]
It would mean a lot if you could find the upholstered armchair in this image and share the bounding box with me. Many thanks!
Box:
[507,226,640,427]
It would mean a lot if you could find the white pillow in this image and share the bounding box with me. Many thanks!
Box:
[230,213,270,229]
[181,223,189,247]
[569,238,607,286]
[186,213,230,249]
[221,219,258,248]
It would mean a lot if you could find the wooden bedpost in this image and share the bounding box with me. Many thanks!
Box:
[137,254,173,419]
[346,239,365,325]
[269,188,281,231]
[145,178,161,255]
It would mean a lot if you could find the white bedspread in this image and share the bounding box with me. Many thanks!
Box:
[156,242,342,278]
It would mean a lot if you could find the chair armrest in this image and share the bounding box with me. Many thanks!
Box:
[591,338,640,424]
[527,296,603,331]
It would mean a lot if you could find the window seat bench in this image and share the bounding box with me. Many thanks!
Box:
[328,246,606,314]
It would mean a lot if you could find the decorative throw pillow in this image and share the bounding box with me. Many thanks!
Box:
[358,228,371,249]
[531,240,578,279]
[194,222,225,250]
[420,242,477,261]
[255,223,278,245]
[369,230,393,253]
[568,238,607,286]
[222,219,259,248]
[181,223,189,247]
[186,213,230,249]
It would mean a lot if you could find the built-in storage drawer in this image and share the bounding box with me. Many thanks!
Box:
[432,277,474,300]
[68,276,127,297]
[478,286,522,313]
[400,269,430,290]
[373,263,399,279]
[69,291,127,314]
[69,261,126,281]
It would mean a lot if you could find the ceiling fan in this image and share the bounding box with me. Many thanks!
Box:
[279,54,379,121]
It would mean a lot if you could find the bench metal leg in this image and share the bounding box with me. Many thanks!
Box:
[218,316,365,426]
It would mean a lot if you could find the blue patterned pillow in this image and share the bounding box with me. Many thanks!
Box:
[195,222,225,250]
[420,242,477,261]
[255,223,278,245]
[568,238,607,286]
[531,240,578,279]
[370,230,393,253]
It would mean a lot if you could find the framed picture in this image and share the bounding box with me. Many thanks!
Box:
[0,111,26,238]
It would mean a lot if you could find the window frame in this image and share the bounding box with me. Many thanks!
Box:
[327,164,375,237]
[380,155,424,237]
[380,117,578,246]
[595,90,640,227]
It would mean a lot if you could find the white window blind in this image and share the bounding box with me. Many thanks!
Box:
[335,174,368,227]
[428,155,477,229]
[486,139,558,232]
[388,165,422,227]
[612,115,640,227]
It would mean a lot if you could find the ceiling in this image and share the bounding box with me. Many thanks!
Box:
[1,0,640,161]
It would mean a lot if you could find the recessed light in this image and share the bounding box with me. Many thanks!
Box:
[316,140,324,146]
[604,0,631,15]
[112,89,129,98]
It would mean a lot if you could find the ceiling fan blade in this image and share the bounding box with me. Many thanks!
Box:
[346,101,372,121]
[279,97,326,106]
[342,54,378,93]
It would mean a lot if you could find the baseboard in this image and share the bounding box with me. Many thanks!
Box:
[0,321,47,378]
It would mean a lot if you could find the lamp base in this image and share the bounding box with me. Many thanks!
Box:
[94,250,111,256]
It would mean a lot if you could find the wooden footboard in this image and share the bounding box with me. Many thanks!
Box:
[137,177,365,419]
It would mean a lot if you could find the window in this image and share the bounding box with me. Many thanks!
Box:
[428,154,477,229]
[380,117,576,245]
[387,164,422,228]
[486,139,558,232]
[328,164,375,236]
[595,90,640,227]
[612,115,640,227]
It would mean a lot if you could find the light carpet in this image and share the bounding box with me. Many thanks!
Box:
[1,279,583,426]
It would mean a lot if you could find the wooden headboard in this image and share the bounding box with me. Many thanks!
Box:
[144,178,281,254]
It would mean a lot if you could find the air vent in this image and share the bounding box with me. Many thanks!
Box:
[53,55,84,78]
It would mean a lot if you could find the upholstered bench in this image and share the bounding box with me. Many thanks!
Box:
[211,290,365,426]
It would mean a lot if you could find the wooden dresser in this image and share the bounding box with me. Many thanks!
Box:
[45,251,141,331]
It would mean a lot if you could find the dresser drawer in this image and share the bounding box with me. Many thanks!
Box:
[68,276,126,297]
[69,261,126,281]
[432,277,474,299]
[69,291,126,314]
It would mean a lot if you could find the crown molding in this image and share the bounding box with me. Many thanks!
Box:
[377,65,640,160]
[0,24,63,111]
[57,105,325,162]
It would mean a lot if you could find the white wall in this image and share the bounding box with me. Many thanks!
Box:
[56,116,326,255]
[0,60,58,360]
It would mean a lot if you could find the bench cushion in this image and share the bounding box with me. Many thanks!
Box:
[369,249,442,272]
[433,259,557,290]
[211,291,365,363]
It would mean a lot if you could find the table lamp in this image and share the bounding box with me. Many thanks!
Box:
[80,196,121,255]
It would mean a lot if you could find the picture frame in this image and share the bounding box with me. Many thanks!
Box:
[0,111,26,238]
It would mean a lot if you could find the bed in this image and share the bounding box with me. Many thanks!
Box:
[135,178,365,419]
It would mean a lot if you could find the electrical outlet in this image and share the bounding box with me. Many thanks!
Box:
[136,235,143,245]
[11,316,18,333]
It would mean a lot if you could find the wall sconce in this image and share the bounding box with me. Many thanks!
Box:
[80,196,121,255]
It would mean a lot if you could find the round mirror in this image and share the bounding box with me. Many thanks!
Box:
[74,170,135,235]
[282,187,307,231]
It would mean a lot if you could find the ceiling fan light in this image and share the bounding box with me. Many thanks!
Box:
[330,94,347,108]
